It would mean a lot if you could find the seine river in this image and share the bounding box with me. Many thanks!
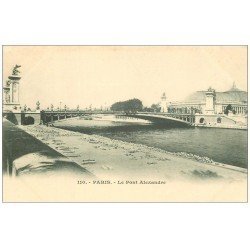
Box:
[55,119,248,168]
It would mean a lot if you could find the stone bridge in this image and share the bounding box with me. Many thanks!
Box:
[3,110,195,127]
[116,113,194,127]
[41,111,194,127]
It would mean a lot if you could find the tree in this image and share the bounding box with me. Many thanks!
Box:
[224,104,235,115]
[151,103,161,112]
[110,98,143,113]
[143,107,154,112]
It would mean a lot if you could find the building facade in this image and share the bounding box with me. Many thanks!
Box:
[167,83,247,116]
[162,83,247,127]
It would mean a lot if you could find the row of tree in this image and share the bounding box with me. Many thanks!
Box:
[110,98,162,113]
[110,99,245,115]
[110,98,143,113]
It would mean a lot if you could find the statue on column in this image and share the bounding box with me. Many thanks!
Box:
[12,65,21,76]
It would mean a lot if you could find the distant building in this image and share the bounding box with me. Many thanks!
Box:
[164,83,247,127]
[168,83,247,116]
[160,92,167,112]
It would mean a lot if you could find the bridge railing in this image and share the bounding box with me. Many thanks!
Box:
[40,110,196,124]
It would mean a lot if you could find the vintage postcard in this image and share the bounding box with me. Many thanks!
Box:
[2,46,248,202]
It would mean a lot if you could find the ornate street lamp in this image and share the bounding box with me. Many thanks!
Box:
[36,101,40,110]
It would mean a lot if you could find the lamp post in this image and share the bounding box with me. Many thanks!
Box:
[36,101,40,111]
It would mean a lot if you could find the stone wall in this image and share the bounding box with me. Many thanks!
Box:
[195,114,237,126]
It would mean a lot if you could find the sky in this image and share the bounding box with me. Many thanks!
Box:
[3,46,247,110]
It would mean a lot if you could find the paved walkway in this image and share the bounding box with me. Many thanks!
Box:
[2,119,92,177]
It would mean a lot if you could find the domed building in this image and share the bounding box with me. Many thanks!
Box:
[165,83,247,127]
[168,83,247,116]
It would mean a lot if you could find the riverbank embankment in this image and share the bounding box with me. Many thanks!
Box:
[3,121,247,202]
[19,124,247,181]
[195,124,247,130]
[2,119,92,177]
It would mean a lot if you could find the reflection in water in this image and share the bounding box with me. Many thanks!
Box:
[55,119,248,168]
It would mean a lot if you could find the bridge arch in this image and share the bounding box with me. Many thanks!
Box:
[23,116,35,125]
[124,113,192,127]
[199,117,205,124]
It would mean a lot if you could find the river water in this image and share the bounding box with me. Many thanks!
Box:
[55,119,248,168]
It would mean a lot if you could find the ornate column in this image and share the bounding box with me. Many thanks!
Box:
[205,87,216,114]
[3,65,21,111]
[9,65,21,104]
